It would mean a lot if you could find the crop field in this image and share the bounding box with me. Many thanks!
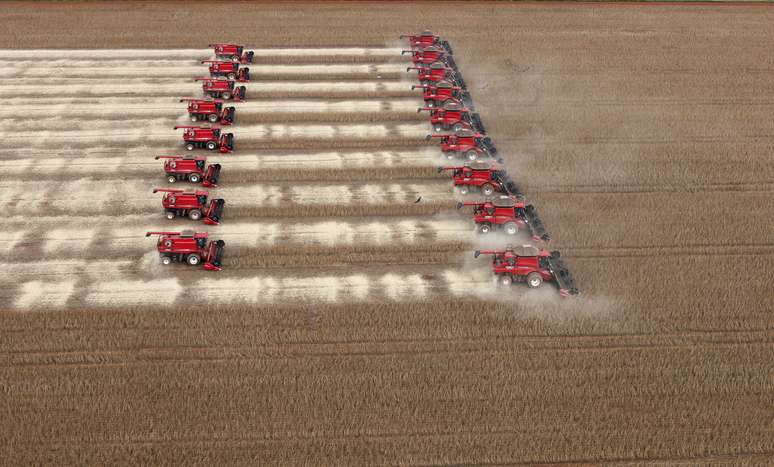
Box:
[1,2,773,465]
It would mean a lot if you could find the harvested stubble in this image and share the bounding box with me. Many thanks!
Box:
[227,200,451,219]
[226,242,468,269]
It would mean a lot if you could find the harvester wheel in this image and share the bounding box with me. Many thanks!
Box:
[458,185,469,195]
[231,55,239,61]
[526,272,543,288]
[465,150,478,161]
[206,141,218,150]
[189,209,202,221]
[222,91,232,100]
[227,72,236,80]
[165,211,176,220]
[185,143,195,151]
[481,183,495,196]
[453,123,466,132]
[208,113,219,123]
[503,222,519,235]
[434,124,443,132]
[478,224,491,234]
[188,173,201,183]
[161,256,172,266]
[187,254,201,266]
[499,274,513,286]
[190,115,199,122]
[425,100,435,108]
[167,175,177,184]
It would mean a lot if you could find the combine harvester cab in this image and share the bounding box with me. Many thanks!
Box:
[174,125,234,153]
[195,77,246,101]
[210,43,254,64]
[412,80,473,109]
[474,247,578,297]
[180,98,235,125]
[202,60,250,82]
[438,161,517,196]
[146,230,225,271]
[153,188,225,225]
[419,101,485,133]
[427,128,498,161]
[156,155,221,187]
[400,31,453,54]
[457,195,550,241]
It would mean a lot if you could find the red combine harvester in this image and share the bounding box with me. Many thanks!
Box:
[195,78,246,101]
[202,60,250,82]
[153,188,225,225]
[412,80,472,108]
[427,128,498,161]
[438,161,518,196]
[474,246,579,296]
[174,125,234,153]
[457,195,549,240]
[210,43,254,63]
[402,45,455,68]
[408,62,465,88]
[419,101,485,133]
[155,155,221,187]
[180,98,235,125]
[146,230,225,271]
[400,31,453,54]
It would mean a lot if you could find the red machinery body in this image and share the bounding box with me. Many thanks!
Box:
[202,60,250,82]
[210,43,254,64]
[412,80,471,108]
[195,78,246,101]
[181,98,235,125]
[408,61,461,86]
[438,161,513,196]
[427,128,498,161]
[457,195,549,241]
[402,45,451,66]
[156,155,221,187]
[174,125,234,153]
[153,188,225,225]
[400,31,453,54]
[419,101,485,133]
[474,247,579,296]
[146,230,225,271]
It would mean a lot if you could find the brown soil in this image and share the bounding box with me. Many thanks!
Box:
[1,1,773,465]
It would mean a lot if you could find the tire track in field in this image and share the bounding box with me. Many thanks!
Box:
[4,328,772,368]
[0,62,409,80]
[0,98,423,123]
[0,148,441,181]
[0,179,452,217]
[0,80,419,99]
[3,214,471,261]
[528,181,774,194]
[0,122,429,150]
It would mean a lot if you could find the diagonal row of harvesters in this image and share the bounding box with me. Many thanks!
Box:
[404,31,579,297]
[145,44,253,271]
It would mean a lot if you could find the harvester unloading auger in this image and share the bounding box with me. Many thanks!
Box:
[146,231,225,271]
[474,247,579,297]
